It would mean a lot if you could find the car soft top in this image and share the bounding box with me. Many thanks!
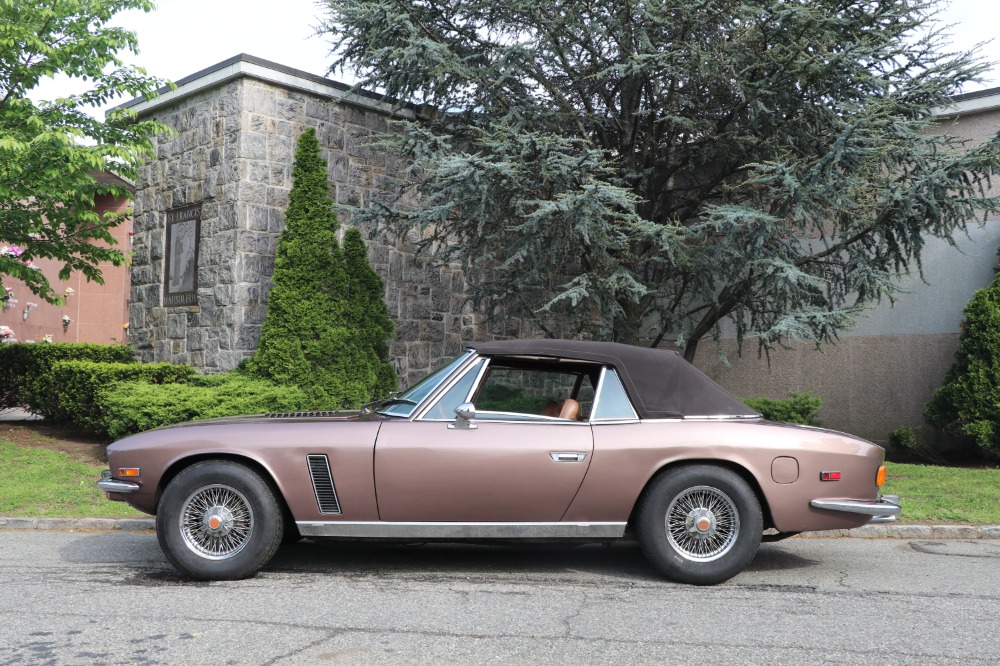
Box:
[470,339,759,420]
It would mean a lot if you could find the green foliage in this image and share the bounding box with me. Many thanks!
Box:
[925,271,1000,457]
[888,426,919,450]
[0,0,172,302]
[0,342,134,411]
[322,0,1000,360]
[742,392,822,426]
[39,360,196,431]
[99,374,312,440]
[247,128,396,407]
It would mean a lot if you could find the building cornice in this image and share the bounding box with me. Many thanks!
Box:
[932,85,1000,118]
[113,54,416,119]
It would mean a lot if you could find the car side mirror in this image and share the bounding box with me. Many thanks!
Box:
[450,402,478,430]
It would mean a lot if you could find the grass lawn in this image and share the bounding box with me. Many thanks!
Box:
[0,440,144,519]
[884,462,1000,524]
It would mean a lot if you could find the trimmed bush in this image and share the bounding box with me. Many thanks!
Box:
[99,374,312,440]
[41,360,196,431]
[742,392,822,425]
[925,268,1000,457]
[0,343,134,412]
[246,127,396,408]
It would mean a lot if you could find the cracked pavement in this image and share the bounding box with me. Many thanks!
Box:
[0,530,998,664]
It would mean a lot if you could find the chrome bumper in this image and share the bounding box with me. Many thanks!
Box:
[97,469,140,495]
[810,494,901,523]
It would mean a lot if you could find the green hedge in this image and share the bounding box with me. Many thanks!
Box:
[100,374,312,440]
[0,343,135,412]
[742,392,822,426]
[42,361,197,432]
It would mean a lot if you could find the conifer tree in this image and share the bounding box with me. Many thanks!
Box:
[342,227,397,390]
[247,128,396,407]
[925,266,1000,457]
[321,0,1000,360]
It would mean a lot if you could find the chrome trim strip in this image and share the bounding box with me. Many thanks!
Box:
[97,479,140,494]
[589,366,608,419]
[810,496,901,519]
[413,354,486,421]
[296,521,628,539]
[682,415,761,420]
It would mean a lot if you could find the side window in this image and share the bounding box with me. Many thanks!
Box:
[421,359,485,420]
[592,367,639,421]
[474,365,595,420]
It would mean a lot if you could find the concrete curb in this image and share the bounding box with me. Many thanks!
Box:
[0,517,998,539]
[798,524,1000,539]
[0,517,155,532]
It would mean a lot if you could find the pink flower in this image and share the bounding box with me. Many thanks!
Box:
[1,245,23,258]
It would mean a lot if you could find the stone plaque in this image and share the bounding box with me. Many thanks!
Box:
[163,204,201,306]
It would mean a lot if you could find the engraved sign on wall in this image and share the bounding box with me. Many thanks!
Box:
[163,204,201,306]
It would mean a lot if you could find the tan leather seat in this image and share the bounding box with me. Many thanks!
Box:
[559,398,580,420]
[541,400,561,417]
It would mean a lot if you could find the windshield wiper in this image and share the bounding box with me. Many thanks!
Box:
[362,395,416,414]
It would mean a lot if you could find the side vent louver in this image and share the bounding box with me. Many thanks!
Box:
[307,454,341,514]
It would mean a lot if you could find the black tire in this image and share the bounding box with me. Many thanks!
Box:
[156,461,284,580]
[635,465,762,585]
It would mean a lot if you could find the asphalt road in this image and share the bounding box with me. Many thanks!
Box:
[0,530,998,665]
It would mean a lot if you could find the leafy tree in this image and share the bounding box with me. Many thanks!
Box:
[320,0,1000,360]
[925,264,1000,457]
[247,128,396,408]
[0,0,170,302]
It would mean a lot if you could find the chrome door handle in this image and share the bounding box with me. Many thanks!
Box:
[549,452,587,462]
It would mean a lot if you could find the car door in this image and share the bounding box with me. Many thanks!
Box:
[374,359,596,522]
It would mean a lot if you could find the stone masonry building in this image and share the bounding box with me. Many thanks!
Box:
[125,54,545,387]
[126,54,1000,442]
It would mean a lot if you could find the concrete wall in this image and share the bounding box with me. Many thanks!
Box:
[691,103,1000,442]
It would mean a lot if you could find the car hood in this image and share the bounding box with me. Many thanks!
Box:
[152,409,378,431]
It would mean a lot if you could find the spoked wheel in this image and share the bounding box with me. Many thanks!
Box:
[636,465,762,585]
[665,485,740,562]
[156,461,284,580]
[178,484,255,559]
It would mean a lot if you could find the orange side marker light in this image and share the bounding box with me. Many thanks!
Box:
[876,465,887,487]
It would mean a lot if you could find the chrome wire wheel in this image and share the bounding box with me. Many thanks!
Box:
[179,484,255,560]
[665,485,740,562]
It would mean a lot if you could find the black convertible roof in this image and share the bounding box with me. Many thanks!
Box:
[470,339,759,420]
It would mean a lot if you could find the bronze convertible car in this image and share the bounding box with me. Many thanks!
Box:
[98,339,900,584]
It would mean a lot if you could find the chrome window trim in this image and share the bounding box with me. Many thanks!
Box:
[589,366,607,418]
[636,415,762,423]
[590,366,639,421]
[474,411,591,425]
[413,355,488,421]
[296,521,628,539]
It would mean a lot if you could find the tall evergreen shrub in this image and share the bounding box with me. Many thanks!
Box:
[925,268,1000,457]
[246,128,396,407]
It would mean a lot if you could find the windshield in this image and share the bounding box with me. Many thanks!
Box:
[378,351,474,417]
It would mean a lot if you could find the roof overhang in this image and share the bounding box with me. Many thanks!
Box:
[932,85,1000,119]
[112,53,416,120]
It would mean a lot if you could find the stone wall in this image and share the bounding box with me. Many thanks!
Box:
[128,56,550,386]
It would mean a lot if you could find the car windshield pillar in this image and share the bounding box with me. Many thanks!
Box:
[378,351,475,417]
